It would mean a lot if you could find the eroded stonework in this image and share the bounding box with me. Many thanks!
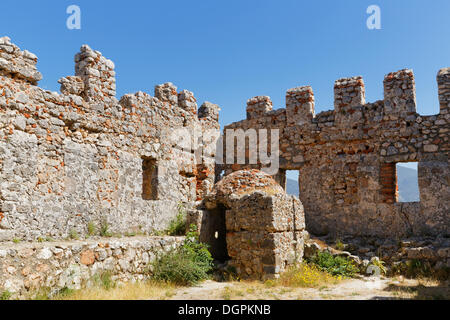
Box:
[0,37,220,241]
[224,69,449,238]
[0,35,448,287]
[0,236,184,298]
[190,170,306,280]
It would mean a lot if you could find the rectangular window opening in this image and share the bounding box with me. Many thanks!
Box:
[142,157,158,200]
[286,170,300,197]
[396,162,420,202]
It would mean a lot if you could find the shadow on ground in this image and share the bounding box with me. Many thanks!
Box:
[371,280,450,300]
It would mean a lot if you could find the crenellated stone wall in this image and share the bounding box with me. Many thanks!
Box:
[223,69,449,238]
[0,35,448,286]
[0,37,220,241]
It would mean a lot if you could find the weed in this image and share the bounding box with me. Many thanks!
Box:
[369,258,387,275]
[167,214,186,236]
[87,222,97,236]
[100,219,112,237]
[0,290,12,300]
[150,225,213,286]
[308,251,359,277]
[33,287,52,300]
[92,271,116,290]
[58,287,74,297]
[69,229,79,240]
[166,203,187,236]
[222,287,232,300]
[335,238,346,251]
[406,259,432,278]
[273,263,341,288]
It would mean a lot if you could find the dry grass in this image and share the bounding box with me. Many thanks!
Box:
[54,281,177,300]
[220,263,342,300]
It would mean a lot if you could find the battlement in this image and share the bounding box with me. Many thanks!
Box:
[225,67,449,238]
[0,37,220,242]
[383,69,417,115]
[0,37,219,127]
[73,44,117,104]
[0,36,42,84]
[240,68,448,128]
[286,86,315,126]
[334,76,365,110]
[246,96,273,120]
[437,67,450,114]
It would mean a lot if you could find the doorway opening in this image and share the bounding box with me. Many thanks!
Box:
[202,204,230,262]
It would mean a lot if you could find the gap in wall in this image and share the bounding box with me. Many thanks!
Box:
[142,157,158,200]
[285,170,300,197]
[396,162,420,202]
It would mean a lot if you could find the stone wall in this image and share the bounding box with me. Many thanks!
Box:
[0,236,184,299]
[0,37,220,241]
[223,69,449,238]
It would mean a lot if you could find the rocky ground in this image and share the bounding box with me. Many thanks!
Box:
[304,235,450,277]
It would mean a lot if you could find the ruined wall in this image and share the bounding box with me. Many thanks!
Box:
[223,69,450,238]
[0,37,220,241]
[0,235,184,299]
[193,170,306,280]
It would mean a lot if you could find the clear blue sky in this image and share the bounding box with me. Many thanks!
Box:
[1,0,449,129]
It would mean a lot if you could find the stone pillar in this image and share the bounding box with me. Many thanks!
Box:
[198,102,221,199]
[383,69,417,116]
[198,102,220,123]
[154,82,178,106]
[178,90,198,114]
[437,68,450,115]
[334,76,365,126]
[75,45,116,104]
[246,96,273,120]
[286,86,315,126]
[334,76,365,110]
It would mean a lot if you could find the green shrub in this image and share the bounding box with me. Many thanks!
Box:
[150,225,213,286]
[166,203,187,236]
[308,251,359,277]
[369,258,387,275]
[406,259,432,278]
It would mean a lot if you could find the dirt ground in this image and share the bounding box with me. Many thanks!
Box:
[169,277,450,300]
